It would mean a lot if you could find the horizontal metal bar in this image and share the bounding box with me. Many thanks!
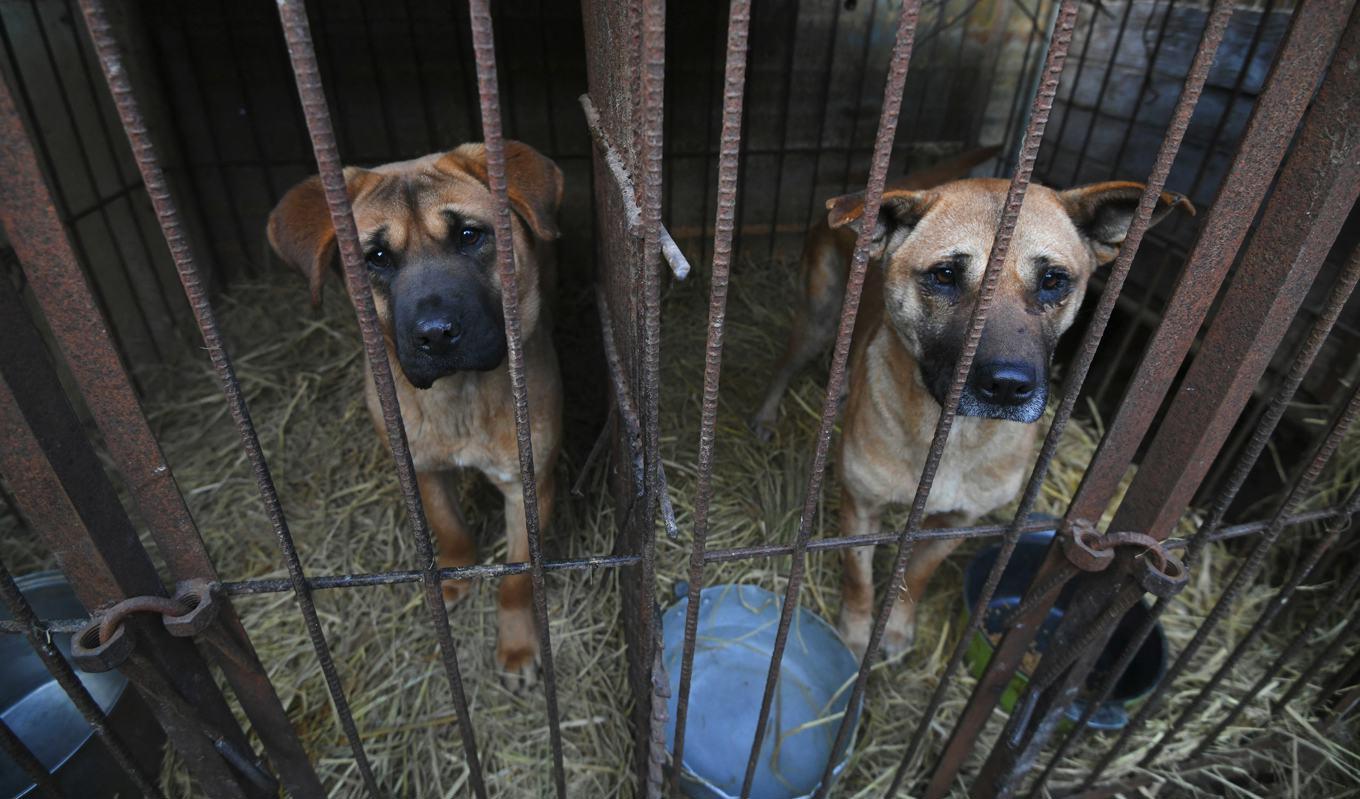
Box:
[1,506,1342,628]
[580,93,691,280]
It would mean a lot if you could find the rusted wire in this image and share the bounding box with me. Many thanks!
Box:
[670,0,752,790]
[274,1,488,795]
[465,2,566,795]
[736,4,925,796]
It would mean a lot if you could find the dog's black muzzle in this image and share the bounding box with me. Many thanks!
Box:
[392,260,506,389]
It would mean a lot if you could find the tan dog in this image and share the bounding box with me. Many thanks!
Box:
[268,141,564,683]
[755,156,1191,656]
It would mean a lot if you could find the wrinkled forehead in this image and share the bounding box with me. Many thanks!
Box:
[905,180,1089,268]
[351,161,493,248]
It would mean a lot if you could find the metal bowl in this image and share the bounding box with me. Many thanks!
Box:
[1,571,164,799]
[662,583,863,799]
[961,531,1168,730]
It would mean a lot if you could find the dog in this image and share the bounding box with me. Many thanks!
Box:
[754,153,1192,657]
[268,141,564,683]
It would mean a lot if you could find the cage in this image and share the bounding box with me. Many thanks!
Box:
[0,0,1358,797]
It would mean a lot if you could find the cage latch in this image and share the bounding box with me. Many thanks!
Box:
[70,580,279,795]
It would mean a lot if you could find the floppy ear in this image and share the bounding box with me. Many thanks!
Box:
[438,140,565,241]
[826,188,938,259]
[1059,181,1195,265]
[267,167,374,307]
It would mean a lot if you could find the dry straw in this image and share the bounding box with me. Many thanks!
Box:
[1,253,1355,797]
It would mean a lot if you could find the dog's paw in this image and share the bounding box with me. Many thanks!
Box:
[838,611,871,660]
[496,608,540,693]
[749,415,776,443]
[441,579,474,610]
[882,603,916,659]
[496,641,540,693]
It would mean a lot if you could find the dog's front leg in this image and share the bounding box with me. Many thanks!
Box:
[492,467,555,688]
[417,471,476,609]
[884,512,969,657]
[837,487,884,659]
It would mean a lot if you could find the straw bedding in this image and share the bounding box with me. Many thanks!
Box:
[1,254,1356,798]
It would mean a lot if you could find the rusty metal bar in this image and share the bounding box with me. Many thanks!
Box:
[736,3,926,797]
[0,714,61,799]
[1029,241,1360,798]
[908,2,1235,793]
[1064,0,1351,528]
[466,2,566,795]
[638,2,668,791]
[0,559,165,799]
[938,2,1356,790]
[670,0,752,791]
[579,94,691,280]
[57,6,330,795]
[1081,378,1360,789]
[1104,0,1360,546]
[1276,581,1360,715]
[1188,489,1360,760]
[0,287,259,798]
[274,2,488,797]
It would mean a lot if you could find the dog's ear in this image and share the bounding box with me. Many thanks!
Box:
[825,188,938,259]
[1059,181,1195,265]
[438,141,565,241]
[268,167,375,307]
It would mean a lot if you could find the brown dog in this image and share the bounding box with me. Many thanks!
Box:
[268,141,564,683]
[755,157,1191,657]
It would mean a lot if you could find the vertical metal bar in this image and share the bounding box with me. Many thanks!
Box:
[1029,241,1360,799]
[909,2,1235,794]
[840,0,879,196]
[0,560,164,799]
[735,4,926,796]
[1082,377,1360,789]
[799,1,846,231]
[75,3,383,793]
[465,2,566,796]
[2,14,325,794]
[638,3,668,792]
[274,3,490,797]
[21,0,169,359]
[939,6,1355,787]
[170,0,256,275]
[1104,0,1178,182]
[765,0,800,260]
[1065,0,1136,184]
[669,1,751,792]
[0,715,62,799]
[1037,0,1100,177]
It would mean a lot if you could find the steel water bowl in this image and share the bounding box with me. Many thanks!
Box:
[961,530,1168,730]
[662,583,863,799]
[1,571,164,799]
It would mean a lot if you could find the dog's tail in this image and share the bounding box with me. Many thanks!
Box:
[888,144,1002,192]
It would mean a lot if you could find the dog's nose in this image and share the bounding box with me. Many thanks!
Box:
[414,316,461,356]
[972,362,1037,406]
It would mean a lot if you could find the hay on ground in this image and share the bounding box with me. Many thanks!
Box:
[0,253,1356,798]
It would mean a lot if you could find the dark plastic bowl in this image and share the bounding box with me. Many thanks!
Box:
[662,583,863,799]
[961,531,1168,730]
[1,572,164,799]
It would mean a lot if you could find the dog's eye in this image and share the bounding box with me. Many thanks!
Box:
[458,227,484,248]
[929,265,957,286]
[366,249,393,270]
[1039,269,1070,293]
